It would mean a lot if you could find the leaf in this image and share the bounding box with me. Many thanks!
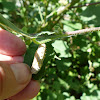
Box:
[52,81,61,91]
[24,42,39,66]
[2,1,16,11]
[56,58,72,71]
[81,89,100,100]
[0,13,23,34]
[62,20,82,32]
[80,4,100,26]
[52,40,71,58]
[56,93,64,100]
[34,31,66,44]
[65,96,76,100]
[58,78,70,90]
[0,13,44,44]
[0,13,36,43]
[0,13,67,44]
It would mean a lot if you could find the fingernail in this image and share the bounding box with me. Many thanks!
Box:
[10,63,32,84]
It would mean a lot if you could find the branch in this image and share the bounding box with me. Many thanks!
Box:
[70,2,100,9]
[36,0,79,33]
[36,1,100,33]
[66,27,100,36]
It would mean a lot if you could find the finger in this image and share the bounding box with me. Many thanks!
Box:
[0,54,24,64]
[0,28,26,56]
[0,62,31,100]
[9,80,40,100]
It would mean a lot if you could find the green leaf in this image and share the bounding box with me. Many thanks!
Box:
[2,1,16,11]
[56,58,72,71]
[81,90,100,100]
[52,81,61,91]
[52,40,71,58]
[62,20,82,32]
[81,4,100,26]
[66,96,76,100]
[0,13,23,33]
[58,78,70,90]
[0,13,67,44]
[56,93,64,100]
[34,31,66,44]
[24,42,39,66]
[0,13,38,42]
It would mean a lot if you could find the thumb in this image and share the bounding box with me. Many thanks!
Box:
[0,62,31,100]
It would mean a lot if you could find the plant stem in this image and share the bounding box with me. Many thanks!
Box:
[46,1,100,32]
[70,1,100,9]
[36,0,79,33]
[38,6,44,24]
[66,27,100,36]
[44,0,48,23]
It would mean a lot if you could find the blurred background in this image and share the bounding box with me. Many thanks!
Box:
[0,0,100,100]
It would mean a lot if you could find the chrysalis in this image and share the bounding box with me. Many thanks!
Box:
[31,44,46,74]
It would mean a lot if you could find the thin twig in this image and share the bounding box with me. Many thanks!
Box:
[38,6,44,24]
[70,2,100,9]
[36,1,73,33]
[36,1,100,33]
[66,27,100,36]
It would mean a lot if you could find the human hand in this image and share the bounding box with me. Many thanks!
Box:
[0,28,40,100]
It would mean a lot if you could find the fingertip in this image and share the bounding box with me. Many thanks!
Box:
[9,80,40,100]
[0,28,26,56]
[29,80,40,98]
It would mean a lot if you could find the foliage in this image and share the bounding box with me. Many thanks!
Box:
[0,0,100,100]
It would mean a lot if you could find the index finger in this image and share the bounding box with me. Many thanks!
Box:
[0,28,26,56]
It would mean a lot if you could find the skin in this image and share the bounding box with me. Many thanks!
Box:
[0,28,40,100]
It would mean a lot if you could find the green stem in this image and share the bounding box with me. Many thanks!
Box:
[36,0,80,33]
[44,0,48,23]
[38,6,44,24]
